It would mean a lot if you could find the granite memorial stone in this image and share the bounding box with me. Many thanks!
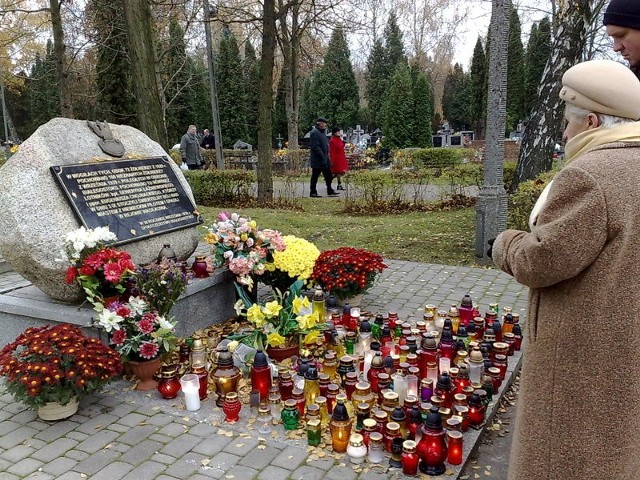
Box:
[0,118,200,302]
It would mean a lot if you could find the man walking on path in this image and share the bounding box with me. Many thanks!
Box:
[308,117,338,198]
[604,0,640,78]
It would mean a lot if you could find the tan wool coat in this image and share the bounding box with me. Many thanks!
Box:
[493,141,640,480]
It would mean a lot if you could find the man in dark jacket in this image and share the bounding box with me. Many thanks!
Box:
[180,125,204,170]
[308,117,338,198]
[604,0,640,78]
[200,129,215,149]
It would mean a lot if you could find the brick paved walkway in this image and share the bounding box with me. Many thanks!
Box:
[0,260,528,480]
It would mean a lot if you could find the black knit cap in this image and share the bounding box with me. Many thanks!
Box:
[604,0,640,30]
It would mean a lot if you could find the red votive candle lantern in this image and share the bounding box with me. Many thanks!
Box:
[250,350,272,404]
[446,430,464,465]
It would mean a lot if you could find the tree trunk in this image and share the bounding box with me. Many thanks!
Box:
[122,0,168,150]
[513,2,591,190]
[49,0,73,118]
[475,0,509,260]
[279,1,300,150]
[257,0,276,204]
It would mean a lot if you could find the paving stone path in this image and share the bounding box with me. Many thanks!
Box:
[0,259,528,480]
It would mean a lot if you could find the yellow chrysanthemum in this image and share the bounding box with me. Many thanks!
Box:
[204,232,219,244]
[248,220,257,229]
[302,331,321,345]
[292,295,311,315]
[267,332,286,347]
[247,304,265,326]
[271,236,320,280]
[297,311,318,330]
[263,300,283,318]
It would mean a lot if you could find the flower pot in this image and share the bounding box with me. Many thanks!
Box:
[266,342,300,363]
[37,397,79,421]
[336,293,364,307]
[128,358,162,391]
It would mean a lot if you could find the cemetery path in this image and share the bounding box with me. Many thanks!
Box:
[0,259,525,480]
[266,180,479,201]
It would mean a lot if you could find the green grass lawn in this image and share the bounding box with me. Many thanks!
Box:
[198,199,478,266]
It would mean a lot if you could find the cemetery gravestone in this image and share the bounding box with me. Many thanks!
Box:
[0,118,200,302]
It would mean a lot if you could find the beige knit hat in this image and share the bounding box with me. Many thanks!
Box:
[560,59,640,120]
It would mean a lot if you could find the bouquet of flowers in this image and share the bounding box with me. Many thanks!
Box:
[230,280,326,350]
[0,323,122,408]
[63,226,135,307]
[94,296,178,362]
[132,259,190,317]
[261,235,320,292]
[309,247,387,300]
[204,211,285,288]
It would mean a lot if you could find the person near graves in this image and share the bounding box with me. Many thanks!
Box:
[308,117,338,198]
[490,59,640,480]
[180,125,204,170]
[604,0,640,78]
[329,127,348,190]
[200,128,216,150]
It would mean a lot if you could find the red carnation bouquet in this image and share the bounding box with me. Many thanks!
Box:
[310,247,387,300]
[63,226,135,307]
[0,323,122,409]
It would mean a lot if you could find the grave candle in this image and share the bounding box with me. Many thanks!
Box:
[446,430,464,465]
[180,374,201,412]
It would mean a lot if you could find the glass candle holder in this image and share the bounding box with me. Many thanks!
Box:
[446,430,464,465]
[158,365,181,399]
[420,378,434,403]
[390,437,404,468]
[346,433,367,464]
[405,374,419,399]
[257,405,273,434]
[307,418,322,446]
[281,399,300,431]
[367,432,385,464]
[223,392,241,423]
[330,394,353,453]
[402,440,420,475]
[179,374,201,412]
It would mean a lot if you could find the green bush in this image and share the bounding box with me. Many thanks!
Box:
[183,169,254,206]
[507,170,556,231]
[503,161,517,192]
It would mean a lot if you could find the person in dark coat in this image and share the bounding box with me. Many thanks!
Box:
[604,0,640,78]
[308,118,338,198]
[180,125,204,170]
[200,129,215,149]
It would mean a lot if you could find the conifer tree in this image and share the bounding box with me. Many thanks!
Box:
[383,12,406,73]
[187,57,212,138]
[298,77,315,136]
[469,37,487,138]
[383,62,413,148]
[216,29,248,147]
[524,17,551,114]
[411,64,433,147]
[273,73,287,140]
[243,41,260,146]
[164,19,192,144]
[507,5,526,132]
[89,0,136,126]
[312,27,359,127]
[29,41,60,131]
[364,39,387,129]
[442,64,471,131]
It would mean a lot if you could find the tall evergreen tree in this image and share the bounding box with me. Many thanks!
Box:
[164,19,192,144]
[524,16,551,115]
[243,41,260,146]
[383,12,406,72]
[89,0,137,126]
[311,27,359,128]
[469,37,487,139]
[29,41,60,131]
[442,64,471,131]
[506,5,526,132]
[298,77,315,136]
[383,62,413,148]
[411,69,433,148]
[187,57,212,137]
[216,29,248,147]
[364,39,387,129]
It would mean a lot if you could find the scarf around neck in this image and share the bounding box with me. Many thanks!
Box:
[528,122,640,229]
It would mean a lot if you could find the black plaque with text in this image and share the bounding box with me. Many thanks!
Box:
[51,156,202,245]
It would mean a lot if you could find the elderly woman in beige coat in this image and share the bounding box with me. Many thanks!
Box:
[492,59,640,480]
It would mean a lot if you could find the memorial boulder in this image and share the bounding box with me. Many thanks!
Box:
[0,118,201,302]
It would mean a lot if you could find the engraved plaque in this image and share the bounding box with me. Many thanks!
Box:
[51,156,202,244]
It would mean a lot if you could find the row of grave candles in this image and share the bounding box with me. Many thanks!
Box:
[163,297,521,475]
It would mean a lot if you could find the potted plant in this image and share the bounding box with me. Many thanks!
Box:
[260,235,320,293]
[229,280,326,361]
[204,211,285,294]
[63,226,135,308]
[0,323,122,420]
[94,296,179,390]
[309,247,388,306]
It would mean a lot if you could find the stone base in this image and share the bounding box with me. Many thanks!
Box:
[0,267,236,348]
